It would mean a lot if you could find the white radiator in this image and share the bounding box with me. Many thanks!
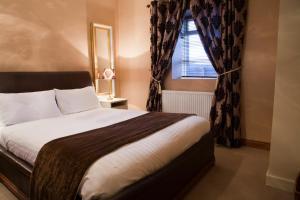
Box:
[162,90,214,120]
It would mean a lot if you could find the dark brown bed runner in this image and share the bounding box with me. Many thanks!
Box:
[30,112,192,200]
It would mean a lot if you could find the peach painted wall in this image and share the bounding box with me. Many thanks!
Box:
[267,0,300,192]
[241,0,279,143]
[87,0,117,26]
[116,0,279,143]
[0,0,89,71]
[116,0,151,110]
[0,0,118,90]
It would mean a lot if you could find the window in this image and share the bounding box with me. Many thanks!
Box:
[172,11,217,79]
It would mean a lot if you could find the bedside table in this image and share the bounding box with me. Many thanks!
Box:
[98,97,128,109]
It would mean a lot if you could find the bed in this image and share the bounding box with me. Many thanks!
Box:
[0,71,215,200]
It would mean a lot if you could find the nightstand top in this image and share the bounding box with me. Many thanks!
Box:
[97,96,127,103]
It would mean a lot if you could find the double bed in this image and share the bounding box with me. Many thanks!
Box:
[0,71,215,200]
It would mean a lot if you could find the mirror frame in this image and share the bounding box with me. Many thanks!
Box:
[90,23,115,97]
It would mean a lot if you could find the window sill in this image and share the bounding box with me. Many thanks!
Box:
[176,77,217,80]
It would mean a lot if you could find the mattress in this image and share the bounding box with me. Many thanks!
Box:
[0,108,210,200]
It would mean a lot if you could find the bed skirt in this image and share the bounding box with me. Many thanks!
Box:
[0,132,214,200]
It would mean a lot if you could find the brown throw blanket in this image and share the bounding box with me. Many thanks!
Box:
[30,112,192,200]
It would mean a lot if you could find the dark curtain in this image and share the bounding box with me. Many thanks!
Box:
[146,0,187,111]
[190,0,247,147]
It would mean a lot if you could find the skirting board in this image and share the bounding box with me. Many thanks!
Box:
[241,139,270,150]
[266,170,295,193]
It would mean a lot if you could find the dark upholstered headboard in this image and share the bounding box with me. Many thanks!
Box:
[0,71,92,93]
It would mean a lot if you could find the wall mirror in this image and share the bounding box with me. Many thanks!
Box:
[90,23,115,98]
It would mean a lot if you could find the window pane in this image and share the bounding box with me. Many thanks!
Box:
[172,13,217,79]
[187,20,197,31]
[182,34,217,77]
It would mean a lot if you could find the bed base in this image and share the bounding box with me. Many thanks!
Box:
[0,132,214,200]
[0,146,31,200]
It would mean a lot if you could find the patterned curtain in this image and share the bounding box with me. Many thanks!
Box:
[190,0,247,147]
[146,0,187,111]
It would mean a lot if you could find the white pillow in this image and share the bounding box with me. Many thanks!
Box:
[55,86,99,114]
[0,90,61,126]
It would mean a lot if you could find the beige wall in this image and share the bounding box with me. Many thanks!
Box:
[267,0,300,192]
[0,0,117,73]
[87,0,117,26]
[0,0,89,71]
[241,0,279,143]
[116,0,279,143]
[117,0,151,109]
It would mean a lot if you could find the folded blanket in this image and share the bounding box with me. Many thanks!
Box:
[30,112,192,200]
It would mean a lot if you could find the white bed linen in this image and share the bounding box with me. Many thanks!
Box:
[0,108,210,200]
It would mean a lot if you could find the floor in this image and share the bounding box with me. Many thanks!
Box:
[0,183,16,200]
[0,146,294,200]
[185,146,294,200]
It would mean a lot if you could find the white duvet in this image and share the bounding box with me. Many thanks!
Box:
[0,108,209,200]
